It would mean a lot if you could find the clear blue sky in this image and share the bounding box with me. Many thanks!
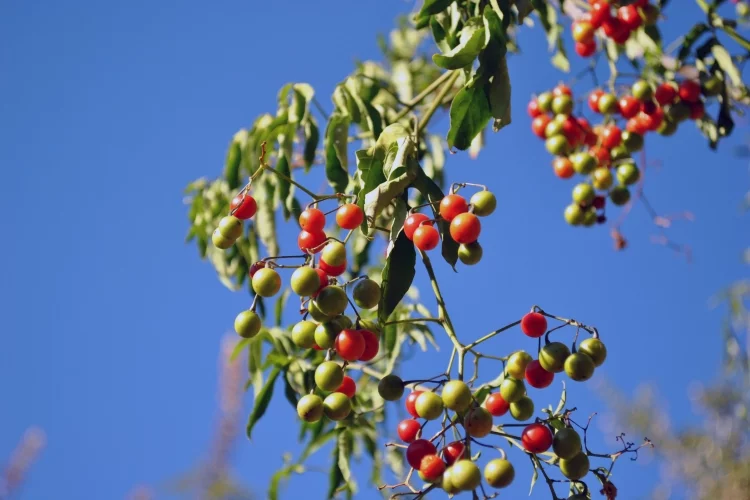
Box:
[1,1,748,499]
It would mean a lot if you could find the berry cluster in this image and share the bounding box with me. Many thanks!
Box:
[374,308,608,494]
[404,185,496,265]
[210,190,258,249]
[297,199,364,255]
[571,0,660,57]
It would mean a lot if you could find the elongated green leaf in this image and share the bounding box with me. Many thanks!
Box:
[337,429,353,484]
[300,427,337,462]
[248,336,264,395]
[327,440,345,499]
[325,113,350,193]
[230,338,252,362]
[256,177,279,256]
[488,55,511,123]
[678,23,710,62]
[418,0,455,16]
[283,371,298,408]
[275,150,293,221]
[378,230,417,324]
[224,140,241,189]
[290,83,314,124]
[712,44,742,87]
[275,288,290,326]
[303,119,319,170]
[529,456,539,495]
[412,168,459,270]
[447,83,491,150]
[269,464,304,500]
[247,365,281,438]
[433,21,487,70]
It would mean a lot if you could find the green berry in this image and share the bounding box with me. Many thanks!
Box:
[234,310,261,339]
[291,320,317,348]
[578,338,607,367]
[212,229,234,249]
[609,186,631,206]
[539,342,571,373]
[442,380,472,412]
[509,396,534,421]
[323,392,352,420]
[377,374,404,401]
[314,286,348,317]
[564,204,584,226]
[252,268,282,297]
[297,394,324,422]
[500,377,526,404]
[315,361,344,391]
[470,191,497,216]
[291,266,322,297]
[352,279,381,309]
[458,242,483,265]
[217,215,243,240]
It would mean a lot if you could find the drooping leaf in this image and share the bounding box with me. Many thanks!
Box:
[488,55,511,125]
[447,83,492,151]
[378,230,417,324]
[290,83,315,124]
[418,0,456,17]
[303,119,320,171]
[230,337,252,362]
[529,455,539,495]
[712,44,742,87]
[433,20,487,70]
[283,370,299,408]
[255,176,279,256]
[325,113,351,193]
[246,365,281,438]
[327,439,345,499]
[678,23,710,62]
[224,139,242,189]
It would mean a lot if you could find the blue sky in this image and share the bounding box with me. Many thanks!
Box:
[1,1,748,499]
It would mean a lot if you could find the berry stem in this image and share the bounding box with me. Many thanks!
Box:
[392,70,456,122]
[464,320,522,350]
[384,317,444,326]
[417,71,461,135]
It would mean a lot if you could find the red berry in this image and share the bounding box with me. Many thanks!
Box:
[553,84,573,97]
[298,230,327,253]
[626,116,649,135]
[588,89,604,113]
[521,311,547,338]
[413,225,440,251]
[406,439,437,470]
[528,100,542,118]
[618,96,641,118]
[336,376,357,398]
[485,393,510,417]
[442,441,466,465]
[319,258,346,277]
[639,107,663,131]
[522,423,554,453]
[406,391,423,418]
[439,194,469,222]
[590,146,611,166]
[299,208,326,232]
[335,329,366,361]
[575,39,597,57]
[313,268,329,297]
[561,116,584,146]
[449,213,481,244]
[231,194,257,220]
[592,196,606,209]
[397,419,422,443]
[572,21,596,43]
[689,100,705,120]
[525,360,555,389]
[248,261,266,278]
[603,17,629,43]
[336,203,364,230]
[419,454,446,481]
[358,329,379,361]
[679,80,701,103]
[590,1,612,28]
[618,5,642,31]
[532,115,553,138]
[553,157,575,179]
[404,213,431,240]
[655,82,678,105]
[601,125,622,149]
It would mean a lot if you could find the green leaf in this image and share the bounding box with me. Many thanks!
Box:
[487,55,511,124]
[678,23,710,62]
[418,0,455,17]
[300,427,337,462]
[230,338,251,362]
[283,371,299,409]
[303,119,320,170]
[256,176,279,256]
[224,140,242,189]
[554,381,567,415]
[431,17,449,53]
[551,49,570,72]
[433,20,487,70]
[337,429,354,484]
[378,230,417,323]
[712,44,742,87]
[269,464,303,500]
[325,113,351,193]
[447,83,491,151]
[290,83,315,124]
[327,440,345,499]
[248,337,264,395]
[275,288,290,326]
[246,365,281,438]
[473,385,491,404]
[412,168,459,270]
[275,146,293,221]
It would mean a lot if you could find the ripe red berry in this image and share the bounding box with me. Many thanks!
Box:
[618,96,641,118]
[590,145,611,166]
[439,194,469,222]
[525,360,555,389]
[336,376,357,398]
[485,393,510,416]
[553,84,573,97]
[627,116,650,135]
[639,107,664,131]
[298,230,327,253]
[231,194,257,220]
[528,99,542,118]
[358,329,379,361]
[449,213,481,244]
[521,312,547,337]
[336,203,364,230]
[397,419,422,443]
[299,208,326,232]
[406,439,437,470]
[319,258,346,277]
[679,80,701,103]
[419,454,446,481]
[406,391,423,418]
[689,100,706,120]
[601,125,622,149]
[522,423,554,453]
[655,82,678,105]
[413,225,440,251]
[404,213,431,240]
[592,195,606,210]
[553,157,575,179]
[442,441,466,465]
[618,5,642,31]
[532,115,553,138]
[335,329,366,361]
[590,1,612,28]
[313,268,329,297]
[561,116,584,146]
[248,261,266,278]
[575,39,597,57]
[588,89,604,113]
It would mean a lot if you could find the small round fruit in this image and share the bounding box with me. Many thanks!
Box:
[469,191,497,217]
[406,439,437,469]
[336,329,366,361]
[679,79,701,103]
[582,209,597,227]
[610,145,631,162]
[588,89,604,112]
[572,183,595,205]
[507,350,533,379]
[655,82,678,105]
[552,428,582,460]
[464,407,493,437]
[522,423,553,453]
[291,266,322,296]
[319,258,346,277]
[601,125,622,149]
[621,130,644,152]
[590,145,611,167]
[415,391,444,420]
[537,91,554,112]
[632,80,654,101]
[315,286,348,317]
[307,300,330,322]
[441,380,472,412]
[592,168,614,191]
[212,229,234,249]
[571,152,597,175]
[618,95,641,118]
[485,393,510,416]
[321,241,347,267]
[553,157,575,179]
[336,203,364,229]
[299,208,326,232]
[559,452,590,480]
[609,186,631,206]
[231,194,257,220]
[657,118,678,137]
[405,391,423,417]
[667,101,691,122]
[358,329,379,361]
[575,39,597,57]
[441,468,460,494]
[525,360,554,389]
[292,320,317,348]
[398,419,421,443]
[458,242,483,265]
[546,134,570,155]
[234,310,261,338]
[352,279,380,309]
[578,338,607,367]
[539,342,571,373]
[298,229,327,253]
[532,115,552,138]
[510,396,534,421]
[439,194,469,222]
[449,213,481,244]
[572,21,595,42]
[323,392,352,420]
[500,377,526,404]
[617,163,640,185]
[336,376,356,398]
[552,94,574,115]
[443,441,466,465]
[413,225,440,251]
[297,394,324,422]
[450,460,481,491]
[378,375,404,401]
[315,361,344,391]
[313,268,329,295]
[521,312,547,338]
[597,93,619,114]
[252,268,282,297]
[564,352,596,381]
[484,459,514,488]
[419,454,446,482]
[528,99,542,118]
[404,213,431,240]
[565,204,585,226]
[314,321,340,349]
[218,215,243,240]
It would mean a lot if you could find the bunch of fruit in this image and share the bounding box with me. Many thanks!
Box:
[403,185,497,265]
[210,190,258,249]
[297,198,364,256]
[372,309,607,493]
[571,0,660,56]
[529,76,715,227]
